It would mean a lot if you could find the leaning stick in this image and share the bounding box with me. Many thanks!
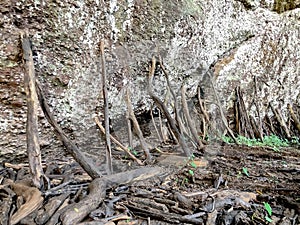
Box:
[181,85,204,150]
[148,57,192,157]
[287,103,300,133]
[125,87,152,161]
[94,117,144,166]
[36,82,102,179]
[209,73,237,143]
[21,31,46,188]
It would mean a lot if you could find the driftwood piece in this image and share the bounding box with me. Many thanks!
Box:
[35,82,102,179]
[98,40,113,174]
[10,183,44,225]
[125,87,152,161]
[148,57,192,157]
[181,85,204,151]
[94,117,144,165]
[60,167,167,225]
[20,31,45,188]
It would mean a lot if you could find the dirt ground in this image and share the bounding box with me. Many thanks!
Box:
[0,143,299,225]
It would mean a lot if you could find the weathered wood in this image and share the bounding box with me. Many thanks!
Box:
[98,40,113,174]
[125,87,152,161]
[287,103,300,133]
[20,31,45,188]
[60,166,167,225]
[10,183,44,225]
[148,57,192,157]
[35,82,102,179]
[181,85,204,151]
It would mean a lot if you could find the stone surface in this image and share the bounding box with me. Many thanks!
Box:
[0,0,299,159]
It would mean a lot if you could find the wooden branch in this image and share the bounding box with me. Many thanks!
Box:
[99,40,113,174]
[253,76,263,140]
[126,109,133,148]
[20,31,45,188]
[235,87,255,139]
[287,103,300,133]
[35,82,102,179]
[150,107,163,142]
[94,117,144,165]
[181,85,204,151]
[197,87,210,122]
[159,56,187,139]
[125,87,152,161]
[209,73,237,143]
[269,102,291,138]
[148,57,192,157]
[60,167,167,225]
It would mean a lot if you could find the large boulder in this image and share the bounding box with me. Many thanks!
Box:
[0,0,299,159]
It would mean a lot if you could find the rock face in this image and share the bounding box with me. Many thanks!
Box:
[0,0,299,159]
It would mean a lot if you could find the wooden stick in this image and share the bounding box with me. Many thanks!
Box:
[150,108,162,143]
[126,109,133,148]
[269,102,290,138]
[287,103,300,133]
[197,87,210,122]
[94,117,144,165]
[35,82,102,179]
[181,85,204,150]
[99,40,113,175]
[253,76,263,140]
[148,57,192,157]
[20,31,46,189]
[125,87,152,161]
[209,73,237,143]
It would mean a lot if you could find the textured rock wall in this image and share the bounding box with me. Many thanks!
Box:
[0,0,299,159]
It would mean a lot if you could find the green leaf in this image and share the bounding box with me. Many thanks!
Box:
[242,167,249,177]
[265,216,272,223]
[264,202,272,216]
[190,161,197,168]
[188,169,194,176]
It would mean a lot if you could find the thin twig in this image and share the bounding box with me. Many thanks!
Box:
[99,40,113,174]
[95,117,144,166]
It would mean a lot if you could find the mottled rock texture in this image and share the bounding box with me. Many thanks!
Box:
[1,0,299,159]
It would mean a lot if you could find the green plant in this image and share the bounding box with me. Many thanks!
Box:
[221,135,292,150]
[242,167,249,177]
[263,202,272,222]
